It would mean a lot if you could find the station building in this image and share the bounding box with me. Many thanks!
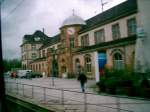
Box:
[21,0,140,81]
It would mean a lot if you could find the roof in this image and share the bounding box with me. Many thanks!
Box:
[61,14,86,28]
[74,35,137,54]
[33,30,49,38]
[79,0,137,34]
[20,30,49,47]
[39,34,61,50]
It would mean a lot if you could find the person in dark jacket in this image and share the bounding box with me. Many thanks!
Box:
[77,71,87,92]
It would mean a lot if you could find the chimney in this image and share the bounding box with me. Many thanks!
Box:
[42,28,45,34]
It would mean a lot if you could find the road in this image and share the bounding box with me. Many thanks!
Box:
[5,77,150,112]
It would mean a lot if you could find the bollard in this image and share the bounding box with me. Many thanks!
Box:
[23,84,24,96]
[116,97,120,112]
[10,83,12,93]
[84,92,87,112]
[16,83,18,94]
[43,87,46,102]
[32,85,34,98]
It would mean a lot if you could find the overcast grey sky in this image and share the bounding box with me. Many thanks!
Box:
[1,0,126,60]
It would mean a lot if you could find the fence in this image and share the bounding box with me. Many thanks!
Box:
[5,80,150,112]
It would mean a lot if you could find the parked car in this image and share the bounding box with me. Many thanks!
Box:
[17,70,32,78]
[4,72,10,78]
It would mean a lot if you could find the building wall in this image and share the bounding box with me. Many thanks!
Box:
[72,43,135,81]
[73,52,96,79]
[30,60,47,75]
[136,0,150,70]
[39,43,60,58]
[21,43,43,69]
[106,44,135,70]
[22,2,141,80]
[78,14,140,46]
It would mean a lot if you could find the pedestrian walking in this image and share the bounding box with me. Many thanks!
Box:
[77,71,87,92]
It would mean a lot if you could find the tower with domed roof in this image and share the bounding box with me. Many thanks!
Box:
[60,13,86,48]
[57,13,86,77]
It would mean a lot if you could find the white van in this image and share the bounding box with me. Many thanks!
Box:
[17,70,32,78]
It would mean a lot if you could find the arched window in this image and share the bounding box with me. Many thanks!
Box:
[62,59,65,63]
[75,58,80,73]
[61,66,66,73]
[113,53,124,70]
[85,56,92,73]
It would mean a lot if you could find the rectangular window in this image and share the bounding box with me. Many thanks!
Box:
[24,54,26,60]
[32,53,36,59]
[21,47,23,53]
[25,45,28,51]
[58,44,61,49]
[70,36,74,48]
[31,45,36,50]
[42,50,45,57]
[127,18,137,36]
[112,23,120,40]
[47,48,51,56]
[85,57,92,73]
[94,29,105,44]
[81,34,89,46]
[39,51,41,58]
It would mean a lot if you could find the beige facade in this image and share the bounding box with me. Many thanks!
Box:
[73,13,139,80]
[106,44,135,70]
[30,59,47,75]
[78,14,140,46]
[21,43,42,69]
[73,52,96,78]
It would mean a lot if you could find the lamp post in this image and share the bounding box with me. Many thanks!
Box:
[51,48,56,86]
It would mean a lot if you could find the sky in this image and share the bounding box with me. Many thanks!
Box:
[1,0,126,60]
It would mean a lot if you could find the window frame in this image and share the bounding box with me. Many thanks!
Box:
[112,23,120,40]
[94,29,105,44]
[84,55,92,73]
[31,44,36,50]
[81,34,89,46]
[113,52,124,70]
[31,53,36,59]
[70,35,74,48]
[127,17,137,36]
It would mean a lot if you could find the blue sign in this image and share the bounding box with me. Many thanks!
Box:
[98,53,106,69]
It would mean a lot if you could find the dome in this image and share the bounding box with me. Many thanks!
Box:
[61,14,86,27]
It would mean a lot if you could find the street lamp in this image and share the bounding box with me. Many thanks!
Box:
[51,48,56,86]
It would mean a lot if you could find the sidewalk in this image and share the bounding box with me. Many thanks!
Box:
[15,77,96,93]
[5,77,150,112]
